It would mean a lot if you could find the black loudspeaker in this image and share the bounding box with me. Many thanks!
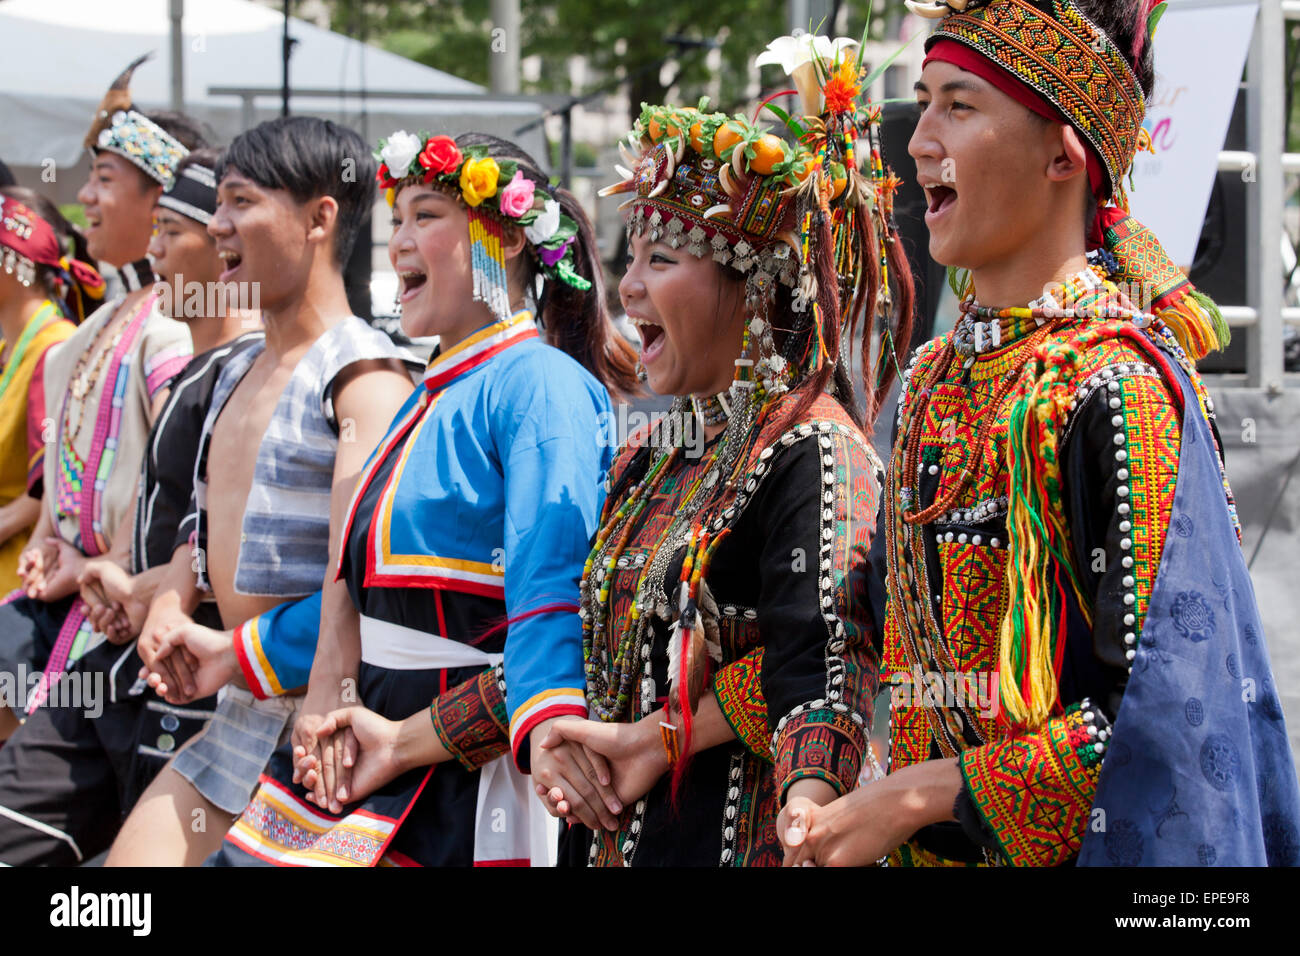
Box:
[1186,88,1248,373]
[880,101,947,348]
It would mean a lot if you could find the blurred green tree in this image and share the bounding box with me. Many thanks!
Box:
[325,0,912,123]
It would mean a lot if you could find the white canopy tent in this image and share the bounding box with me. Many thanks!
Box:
[0,0,548,202]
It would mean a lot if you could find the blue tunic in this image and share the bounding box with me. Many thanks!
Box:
[213,312,612,866]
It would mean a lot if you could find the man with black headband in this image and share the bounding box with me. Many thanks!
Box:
[0,58,203,745]
[778,0,1299,867]
[0,146,262,866]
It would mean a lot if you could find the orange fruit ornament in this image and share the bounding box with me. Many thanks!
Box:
[689,121,707,154]
[747,134,788,175]
[712,121,744,161]
[829,166,849,200]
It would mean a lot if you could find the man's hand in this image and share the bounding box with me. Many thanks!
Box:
[534,714,668,825]
[79,558,141,643]
[778,760,963,866]
[142,621,240,704]
[136,594,198,700]
[32,538,86,602]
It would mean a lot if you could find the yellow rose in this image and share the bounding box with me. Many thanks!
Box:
[459,157,500,207]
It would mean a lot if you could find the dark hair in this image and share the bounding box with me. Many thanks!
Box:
[452,132,640,398]
[716,198,915,439]
[173,145,221,180]
[1076,0,1157,99]
[215,117,376,269]
[143,110,211,152]
[0,185,95,321]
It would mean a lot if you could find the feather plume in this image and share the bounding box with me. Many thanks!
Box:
[84,52,154,149]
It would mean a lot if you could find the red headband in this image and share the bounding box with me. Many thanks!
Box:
[0,196,105,307]
[0,197,63,268]
[924,39,1104,199]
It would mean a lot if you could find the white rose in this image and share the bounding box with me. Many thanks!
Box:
[380,130,422,177]
[524,199,561,245]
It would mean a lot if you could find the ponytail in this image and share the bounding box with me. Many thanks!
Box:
[541,184,640,399]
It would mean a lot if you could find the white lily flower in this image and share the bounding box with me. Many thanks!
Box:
[524,199,561,245]
[380,130,422,177]
[755,33,860,76]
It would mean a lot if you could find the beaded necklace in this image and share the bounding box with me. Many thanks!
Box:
[691,390,732,426]
[886,269,1156,757]
[901,267,1150,524]
[64,299,131,446]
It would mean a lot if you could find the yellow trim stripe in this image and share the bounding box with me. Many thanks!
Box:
[508,687,588,737]
[245,617,285,697]
[423,310,533,380]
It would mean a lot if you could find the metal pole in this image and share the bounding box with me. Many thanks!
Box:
[561,106,573,188]
[169,0,184,112]
[281,0,291,117]
[490,0,521,95]
[1245,0,1284,392]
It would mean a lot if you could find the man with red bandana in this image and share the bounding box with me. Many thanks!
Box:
[778,0,1299,867]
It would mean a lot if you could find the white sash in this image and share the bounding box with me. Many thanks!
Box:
[358,615,557,866]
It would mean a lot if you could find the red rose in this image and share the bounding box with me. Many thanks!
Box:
[376,164,398,189]
[418,135,463,177]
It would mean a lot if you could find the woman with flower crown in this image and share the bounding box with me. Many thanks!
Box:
[204,131,639,867]
[534,34,915,866]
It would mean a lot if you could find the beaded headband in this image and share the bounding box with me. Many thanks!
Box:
[909,0,1146,198]
[157,162,217,225]
[602,36,907,375]
[375,130,590,326]
[93,110,189,189]
[84,56,189,189]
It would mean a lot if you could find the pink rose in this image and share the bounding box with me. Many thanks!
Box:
[498,170,536,218]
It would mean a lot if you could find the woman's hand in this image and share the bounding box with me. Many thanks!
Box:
[298,706,406,811]
[27,538,85,602]
[535,714,669,823]
[17,539,57,598]
[779,759,963,866]
[292,678,358,813]
[529,716,626,832]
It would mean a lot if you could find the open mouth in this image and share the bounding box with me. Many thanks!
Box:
[628,315,666,363]
[398,269,428,303]
[924,184,957,220]
[218,249,243,280]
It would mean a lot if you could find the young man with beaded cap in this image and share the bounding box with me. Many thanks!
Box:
[0,149,265,866]
[0,58,199,741]
[778,0,1300,867]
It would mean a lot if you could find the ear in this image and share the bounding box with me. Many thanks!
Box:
[305,194,340,248]
[500,220,528,263]
[1047,124,1090,184]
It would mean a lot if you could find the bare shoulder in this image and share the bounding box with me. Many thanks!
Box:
[332,357,414,421]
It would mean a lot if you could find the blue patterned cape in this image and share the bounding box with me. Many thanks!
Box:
[1078,359,1300,866]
